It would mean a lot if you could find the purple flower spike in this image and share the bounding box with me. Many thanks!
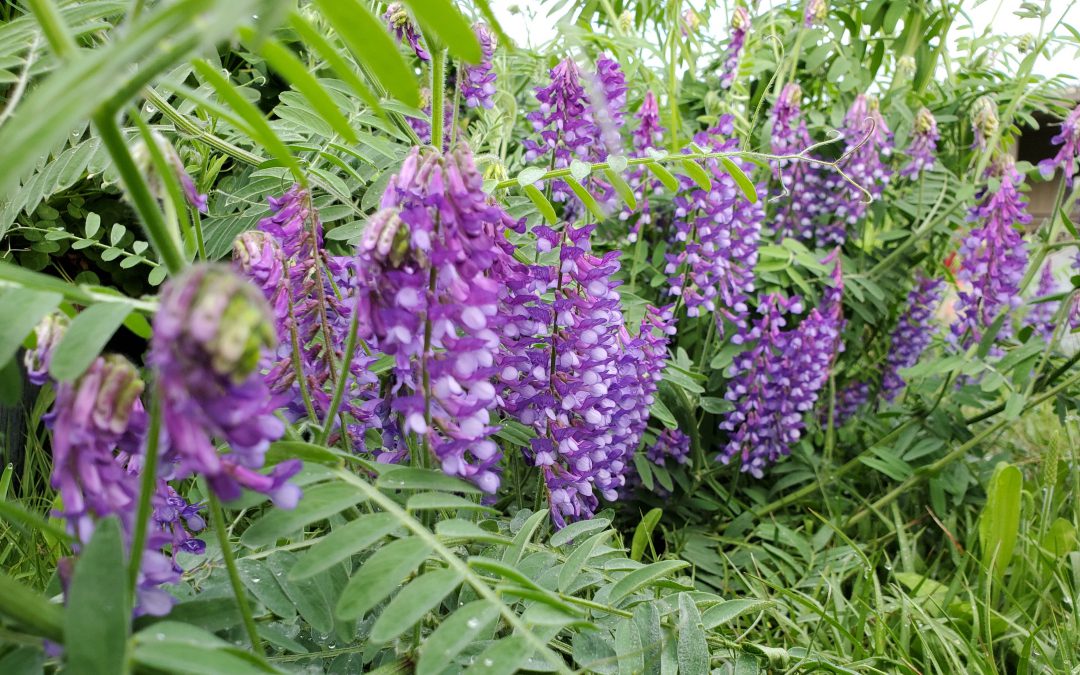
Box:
[828,380,870,427]
[881,275,943,401]
[1039,105,1080,187]
[646,429,690,467]
[384,2,429,61]
[624,91,667,242]
[950,157,1031,351]
[720,7,750,89]
[592,53,628,159]
[818,95,893,247]
[462,24,497,109]
[900,107,939,179]
[24,312,68,386]
[151,264,297,507]
[770,83,825,241]
[1024,262,1059,341]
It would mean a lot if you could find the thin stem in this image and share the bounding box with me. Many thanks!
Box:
[316,298,361,446]
[26,0,75,59]
[207,491,265,658]
[127,392,162,596]
[430,47,447,151]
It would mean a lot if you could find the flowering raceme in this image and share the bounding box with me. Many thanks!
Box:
[665,116,765,334]
[591,53,628,160]
[881,275,943,401]
[950,157,1031,350]
[818,94,893,247]
[720,7,750,89]
[151,265,301,508]
[770,83,824,241]
[1039,104,1080,187]
[805,0,827,26]
[384,2,429,61]
[624,91,667,242]
[899,107,939,179]
[647,428,690,467]
[718,253,844,477]
[1025,262,1059,341]
[461,24,497,109]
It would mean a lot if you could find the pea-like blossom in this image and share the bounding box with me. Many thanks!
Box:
[523,58,598,204]
[1038,104,1080,187]
[720,8,750,89]
[718,253,844,477]
[591,53,628,159]
[829,380,870,427]
[770,83,824,241]
[624,91,667,242]
[150,265,301,508]
[818,94,893,247]
[462,24,497,109]
[881,275,943,401]
[665,116,765,335]
[384,2,429,61]
[23,312,68,385]
[950,157,1031,350]
[646,428,690,467]
[899,107,939,179]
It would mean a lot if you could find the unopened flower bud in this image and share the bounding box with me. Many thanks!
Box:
[24,312,68,385]
[897,55,916,77]
[618,10,634,33]
[971,95,999,150]
[130,130,208,214]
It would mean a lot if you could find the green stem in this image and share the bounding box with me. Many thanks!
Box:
[192,209,207,261]
[26,0,75,59]
[316,299,361,446]
[207,491,265,658]
[430,47,447,150]
[665,2,680,152]
[127,393,162,595]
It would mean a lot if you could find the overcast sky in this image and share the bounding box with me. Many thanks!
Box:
[494,0,1080,78]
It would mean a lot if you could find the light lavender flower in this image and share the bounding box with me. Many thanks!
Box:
[461,24,497,109]
[899,107,939,179]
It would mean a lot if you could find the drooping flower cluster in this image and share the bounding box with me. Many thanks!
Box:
[665,116,765,334]
[646,428,690,467]
[950,157,1031,350]
[818,94,893,247]
[355,146,521,493]
[151,265,301,507]
[881,275,943,401]
[591,53,628,160]
[720,7,750,89]
[1025,262,1059,341]
[499,225,672,526]
[718,253,844,477]
[1038,104,1080,187]
[770,83,824,241]
[461,24,497,109]
[829,380,870,427]
[624,91,667,242]
[804,0,828,27]
[899,107,939,179]
[384,2,429,61]
[971,95,998,151]
[523,58,598,203]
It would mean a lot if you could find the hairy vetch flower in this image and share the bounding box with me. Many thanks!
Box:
[462,24,497,109]
[951,157,1031,350]
[881,275,943,401]
[720,7,750,89]
[646,428,690,467]
[24,312,68,386]
[624,91,667,242]
[818,95,893,247]
[591,53,628,159]
[829,380,870,427]
[770,83,825,241]
[900,107,939,179]
[384,2,429,61]
[151,265,300,507]
[1025,262,1059,340]
[131,130,208,214]
[804,0,827,26]
[971,95,998,151]
[1038,104,1080,187]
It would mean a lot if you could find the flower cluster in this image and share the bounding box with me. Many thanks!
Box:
[151,265,301,507]
[899,107,939,179]
[805,0,827,27]
[523,58,598,203]
[950,157,1031,350]
[624,91,667,242]
[720,7,750,89]
[881,275,943,401]
[355,146,521,492]
[770,83,824,241]
[718,253,844,477]
[646,428,690,467]
[829,380,870,427]
[1038,104,1080,187]
[591,53,628,160]
[665,117,765,334]
[384,2,429,61]
[1025,262,1059,341]
[818,95,893,247]
[971,95,998,151]
[461,24,497,109]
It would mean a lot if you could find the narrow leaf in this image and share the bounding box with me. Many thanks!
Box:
[607,560,689,605]
[550,517,611,547]
[289,512,398,581]
[677,594,708,675]
[679,159,712,191]
[564,176,607,221]
[719,157,758,203]
[631,508,663,562]
[501,509,548,566]
[416,600,499,675]
[64,518,128,674]
[604,168,637,210]
[701,599,774,629]
[978,462,1023,579]
[558,530,613,593]
[241,482,367,548]
[0,288,61,369]
[645,161,680,192]
[402,0,482,63]
[335,537,432,620]
[369,568,463,644]
[523,184,558,224]
[49,302,131,381]
[377,467,481,494]
[463,635,530,674]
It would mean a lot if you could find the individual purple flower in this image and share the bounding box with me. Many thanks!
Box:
[646,429,690,467]
[818,94,893,247]
[384,2,429,61]
[804,0,827,26]
[881,275,943,401]
[900,107,939,179]
[770,83,825,241]
[664,116,765,335]
[150,265,300,508]
[718,252,843,477]
[971,95,998,151]
[1038,104,1080,187]
[1025,261,1059,341]
[523,58,598,204]
[461,24,497,109]
[720,7,750,89]
[950,157,1031,350]
[624,91,667,242]
[23,312,68,386]
[356,145,519,493]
